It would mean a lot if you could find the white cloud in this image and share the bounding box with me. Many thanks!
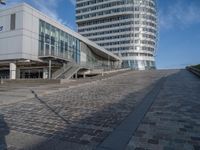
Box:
[3,0,23,7]
[159,0,200,30]
[31,0,77,29]
[32,0,68,25]
[4,0,75,30]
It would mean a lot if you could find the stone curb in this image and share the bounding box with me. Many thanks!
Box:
[96,77,166,150]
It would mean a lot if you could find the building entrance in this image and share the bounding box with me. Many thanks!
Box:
[0,70,9,79]
[20,69,43,79]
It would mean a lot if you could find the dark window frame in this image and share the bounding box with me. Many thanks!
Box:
[10,14,16,30]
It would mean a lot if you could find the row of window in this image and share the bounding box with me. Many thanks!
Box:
[39,20,81,63]
[90,33,156,42]
[135,39,156,46]
[78,20,156,32]
[78,15,130,26]
[76,1,123,13]
[76,2,155,15]
[134,6,156,14]
[77,0,118,7]
[78,14,156,27]
[98,39,155,47]
[77,0,155,9]
[132,0,156,7]
[141,33,156,39]
[120,52,153,57]
[82,27,157,37]
[108,46,154,52]
[82,27,132,37]
[122,59,155,69]
[76,8,156,21]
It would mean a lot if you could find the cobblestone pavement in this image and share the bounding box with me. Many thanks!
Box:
[0,70,130,106]
[126,70,200,150]
[0,70,170,150]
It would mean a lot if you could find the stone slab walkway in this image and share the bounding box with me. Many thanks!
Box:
[1,69,199,150]
[126,70,200,150]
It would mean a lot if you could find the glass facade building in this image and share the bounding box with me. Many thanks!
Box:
[39,20,81,63]
[0,3,120,80]
[76,0,158,70]
[38,19,116,69]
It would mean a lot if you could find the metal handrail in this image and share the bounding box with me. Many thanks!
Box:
[186,66,200,77]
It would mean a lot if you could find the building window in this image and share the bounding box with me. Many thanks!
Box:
[38,19,81,63]
[10,14,16,30]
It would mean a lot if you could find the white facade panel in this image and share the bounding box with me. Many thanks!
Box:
[0,13,10,32]
[80,51,87,63]
[21,9,40,61]
[0,3,120,63]
[0,34,23,60]
[0,3,121,79]
[0,7,24,61]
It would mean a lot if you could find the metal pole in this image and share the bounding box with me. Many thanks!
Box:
[49,60,52,79]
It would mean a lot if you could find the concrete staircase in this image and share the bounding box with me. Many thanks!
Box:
[52,63,81,79]
[52,63,72,79]
[62,65,81,79]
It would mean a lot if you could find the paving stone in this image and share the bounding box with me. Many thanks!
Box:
[191,137,200,141]
[1,70,199,150]
[163,146,175,150]
[135,147,146,150]
[193,145,200,150]
[148,139,159,144]
[126,70,200,150]
[0,70,169,149]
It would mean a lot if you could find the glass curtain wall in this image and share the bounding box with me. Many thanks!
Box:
[122,60,155,70]
[39,20,80,63]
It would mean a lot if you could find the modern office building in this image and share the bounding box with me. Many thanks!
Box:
[76,0,158,70]
[0,3,120,80]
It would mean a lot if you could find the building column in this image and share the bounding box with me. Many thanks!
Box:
[16,68,20,79]
[43,68,48,79]
[75,72,78,79]
[83,72,86,78]
[10,63,16,80]
[138,60,145,70]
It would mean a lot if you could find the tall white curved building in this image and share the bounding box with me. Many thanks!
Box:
[76,0,158,70]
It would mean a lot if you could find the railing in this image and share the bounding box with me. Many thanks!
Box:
[186,66,200,77]
[52,63,73,79]
[38,50,80,63]
[39,49,120,71]
[79,61,119,71]
[63,65,81,80]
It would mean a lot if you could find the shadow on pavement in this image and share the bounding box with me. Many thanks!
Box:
[1,70,189,150]
[28,71,174,150]
[0,114,9,150]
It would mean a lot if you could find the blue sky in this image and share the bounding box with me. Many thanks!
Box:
[2,0,200,69]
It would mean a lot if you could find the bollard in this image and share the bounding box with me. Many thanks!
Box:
[83,73,86,78]
[0,77,3,84]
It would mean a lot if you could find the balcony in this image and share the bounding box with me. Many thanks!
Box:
[38,49,79,63]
